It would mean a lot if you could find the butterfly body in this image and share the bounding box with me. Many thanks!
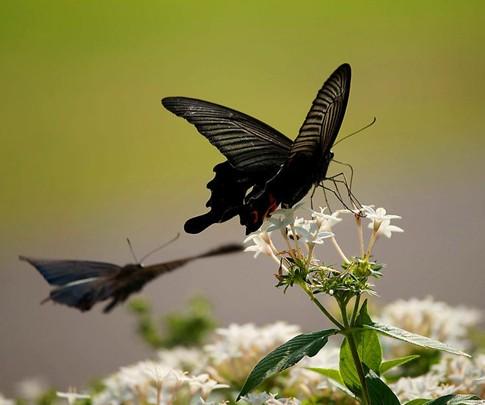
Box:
[163,63,351,234]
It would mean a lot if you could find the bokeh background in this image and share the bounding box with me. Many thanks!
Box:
[1,0,484,395]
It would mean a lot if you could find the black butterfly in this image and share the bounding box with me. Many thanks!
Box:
[162,63,351,235]
[20,243,242,313]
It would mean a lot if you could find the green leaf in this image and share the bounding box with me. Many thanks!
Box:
[354,301,382,373]
[425,394,483,405]
[366,369,400,405]
[380,355,420,374]
[339,337,362,394]
[307,368,356,398]
[307,367,343,384]
[355,299,373,326]
[405,400,430,405]
[237,328,338,400]
[340,301,382,394]
[365,322,470,357]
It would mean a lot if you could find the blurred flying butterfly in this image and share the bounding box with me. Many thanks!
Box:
[162,63,351,235]
[20,238,242,313]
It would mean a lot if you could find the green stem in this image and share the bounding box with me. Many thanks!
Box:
[347,335,371,405]
[339,299,371,405]
[350,294,361,326]
[301,284,344,330]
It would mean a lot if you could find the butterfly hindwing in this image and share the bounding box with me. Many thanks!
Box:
[184,161,277,234]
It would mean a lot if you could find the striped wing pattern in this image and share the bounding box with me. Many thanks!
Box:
[162,64,351,234]
[162,97,292,171]
[291,64,351,159]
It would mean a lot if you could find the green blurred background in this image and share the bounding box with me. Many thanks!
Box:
[1,0,484,395]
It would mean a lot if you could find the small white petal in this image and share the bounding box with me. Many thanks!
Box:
[57,392,90,405]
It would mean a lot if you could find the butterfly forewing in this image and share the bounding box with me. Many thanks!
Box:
[19,256,121,286]
[291,63,351,161]
[162,97,292,171]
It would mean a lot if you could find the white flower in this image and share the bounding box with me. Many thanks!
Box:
[157,347,207,373]
[15,377,48,400]
[206,323,299,363]
[244,231,274,258]
[432,354,485,396]
[379,297,481,353]
[205,322,300,384]
[184,373,229,398]
[363,206,400,222]
[266,216,292,233]
[92,358,227,405]
[266,203,306,232]
[92,361,181,404]
[266,396,301,405]
[241,392,301,405]
[369,219,404,238]
[290,217,334,245]
[362,206,403,238]
[241,392,274,405]
[57,391,91,404]
[390,374,457,402]
[311,207,344,231]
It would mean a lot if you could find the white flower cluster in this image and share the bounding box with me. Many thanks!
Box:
[390,374,456,402]
[244,204,403,269]
[88,322,300,405]
[379,297,481,354]
[86,299,485,404]
[3,299,483,404]
[92,361,227,405]
[432,354,485,398]
[205,322,300,385]
[390,353,485,402]
[242,392,301,405]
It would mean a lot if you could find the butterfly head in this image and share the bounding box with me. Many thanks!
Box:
[122,263,144,273]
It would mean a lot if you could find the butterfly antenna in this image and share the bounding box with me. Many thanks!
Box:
[139,233,181,264]
[126,238,139,264]
[333,117,376,147]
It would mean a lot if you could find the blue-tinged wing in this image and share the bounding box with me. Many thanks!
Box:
[19,256,120,286]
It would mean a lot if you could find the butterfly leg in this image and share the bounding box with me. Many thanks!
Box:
[323,175,346,207]
[332,159,355,191]
[310,185,318,210]
[326,171,362,211]
[329,159,362,210]
[319,183,333,212]
[320,182,356,213]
